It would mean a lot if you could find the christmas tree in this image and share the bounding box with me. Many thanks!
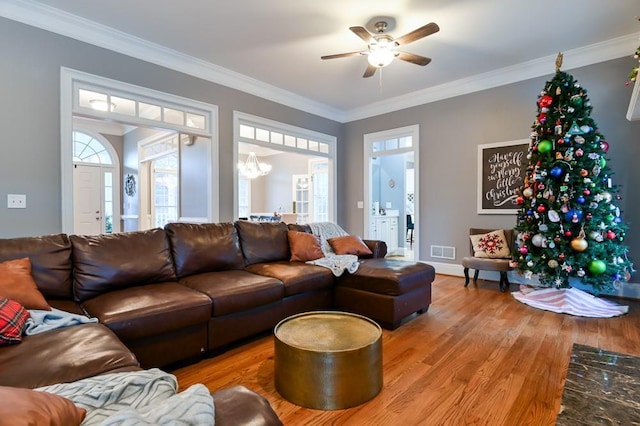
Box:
[513,53,634,294]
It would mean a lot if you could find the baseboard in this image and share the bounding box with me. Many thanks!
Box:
[422,260,640,299]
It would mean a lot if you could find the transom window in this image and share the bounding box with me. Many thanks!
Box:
[73,131,113,164]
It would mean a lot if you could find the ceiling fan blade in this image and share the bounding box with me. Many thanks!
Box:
[395,22,440,46]
[396,51,432,66]
[321,51,366,60]
[349,26,374,44]
[363,64,377,78]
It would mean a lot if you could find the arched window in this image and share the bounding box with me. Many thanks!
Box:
[73,131,113,164]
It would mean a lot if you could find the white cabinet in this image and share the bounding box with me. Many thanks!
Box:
[370,215,398,253]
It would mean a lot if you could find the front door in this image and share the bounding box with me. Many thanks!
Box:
[73,164,102,235]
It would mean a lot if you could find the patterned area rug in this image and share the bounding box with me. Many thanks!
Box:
[556,343,640,425]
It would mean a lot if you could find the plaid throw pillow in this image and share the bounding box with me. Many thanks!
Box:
[0,298,30,345]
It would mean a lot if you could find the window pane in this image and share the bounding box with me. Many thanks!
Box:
[186,113,206,129]
[104,172,112,186]
[139,102,162,121]
[399,136,413,148]
[284,135,296,147]
[79,89,107,109]
[111,96,136,116]
[270,132,283,144]
[239,124,255,139]
[296,138,308,150]
[319,143,329,154]
[98,151,112,165]
[385,138,398,150]
[164,108,184,126]
[256,128,270,142]
[308,140,319,151]
[373,141,384,152]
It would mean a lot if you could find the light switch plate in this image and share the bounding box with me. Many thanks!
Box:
[7,194,26,209]
[357,201,364,209]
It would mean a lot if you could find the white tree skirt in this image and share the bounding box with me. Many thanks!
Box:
[512,286,628,317]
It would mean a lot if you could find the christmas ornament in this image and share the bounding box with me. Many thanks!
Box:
[531,234,544,247]
[550,166,563,178]
[523,187,533,198]
[548,210,560,222]
[570,236,588,252]
[579,125,591,134]
[538,95,553,108]
[537,205,546,213]
[606,230,616,240]
[519,247,528,255]
[570,95,583,107]
[602,192,612,203]
[548,260,559,268]
[576,196,585,204]
[587,260,606,275]
[537,140,552,153]
[567,122,582,135]
[600,141,609,152]
[574,136,585,144]
[588,231,603,242]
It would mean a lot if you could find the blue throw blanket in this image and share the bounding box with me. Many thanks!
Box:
[25,307,98,335]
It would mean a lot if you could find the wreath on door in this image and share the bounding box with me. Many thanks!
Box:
[125,174,136,197]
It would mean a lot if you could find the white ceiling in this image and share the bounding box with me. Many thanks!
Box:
[5,1,640,122]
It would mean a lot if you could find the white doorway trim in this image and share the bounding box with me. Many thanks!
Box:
[60,67,219,233]
[364,124,420,260]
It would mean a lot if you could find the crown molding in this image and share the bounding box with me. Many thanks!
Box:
[2,0,637,124]
[343,32,640,122]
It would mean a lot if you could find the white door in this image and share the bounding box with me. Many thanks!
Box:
[73,164,102,235]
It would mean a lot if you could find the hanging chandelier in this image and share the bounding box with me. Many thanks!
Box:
[238,152,272,179]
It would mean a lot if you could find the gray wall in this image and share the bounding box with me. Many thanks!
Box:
[342,58,640,275]
[0,17,342,237]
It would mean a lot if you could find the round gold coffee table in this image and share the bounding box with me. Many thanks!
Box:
[274,311,383,410]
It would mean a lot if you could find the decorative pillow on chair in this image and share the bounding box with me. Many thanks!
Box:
[0,386,86,426]
[0,258,51,310]
[287,231,324,262]
[327,235,373,256]
[0,298,30,345]
[470,230,511,258]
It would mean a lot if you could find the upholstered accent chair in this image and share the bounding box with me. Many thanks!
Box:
[462,228,514,292]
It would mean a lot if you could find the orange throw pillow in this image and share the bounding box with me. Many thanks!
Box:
[0,386,86,426]
[288,231,324,262]
[0,258,51,310]
[327,235,373,256]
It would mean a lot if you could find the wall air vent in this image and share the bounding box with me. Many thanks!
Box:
[430,245,456,260]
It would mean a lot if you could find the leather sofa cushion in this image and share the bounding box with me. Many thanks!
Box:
[81,283,211,341]
[235,221,289,265]
[0,323,139,389]
[165,222,244,278]
[212,385,283,426]
[338,259,436,296]
[246,261,334,296]
[71,229,177,302]
[181,270,283,317]
[0,234,72,299]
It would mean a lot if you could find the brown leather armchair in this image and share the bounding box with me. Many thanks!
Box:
[462,228,514,292]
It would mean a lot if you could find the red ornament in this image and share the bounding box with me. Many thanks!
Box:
[537,183,545,190]
[583,189,591,195]
[519,247,528,255]
[538,113,547,124]
[586,213,593,220]
[606,230,616,240]
[559,253,566,260]
[538,95,553,108]
[523,233,531,240]
[537,205,546,213]
[580,169,589,177]
[554,236,562,243]
[564,230,572,237]
[601,141,609,152]
[516,196,524,205]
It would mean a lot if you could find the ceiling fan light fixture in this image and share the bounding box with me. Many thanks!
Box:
[367,37,396,68]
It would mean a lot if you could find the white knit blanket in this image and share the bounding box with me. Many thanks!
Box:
[512,287,628,318]
[307,222,359,276]
[37,369,215,425]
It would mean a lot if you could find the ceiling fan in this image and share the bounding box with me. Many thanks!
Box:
[321,21,440,78]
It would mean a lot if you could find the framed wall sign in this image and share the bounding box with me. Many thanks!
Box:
[477,140,528,214]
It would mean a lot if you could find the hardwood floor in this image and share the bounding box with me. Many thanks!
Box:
[173,275,640,425]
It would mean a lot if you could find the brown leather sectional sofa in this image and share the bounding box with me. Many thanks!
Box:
[0,220,435,423]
